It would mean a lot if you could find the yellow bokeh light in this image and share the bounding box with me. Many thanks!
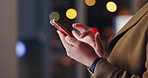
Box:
[66,8,77,19]
[85,0,96,6]
[106,1,117,12]
[49,11,60,21]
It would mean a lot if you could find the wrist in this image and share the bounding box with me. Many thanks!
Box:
[88,58,103,74]
[87,56,99,67]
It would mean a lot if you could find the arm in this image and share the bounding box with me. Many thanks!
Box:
[91,42,147,78]
[91,28,148,78]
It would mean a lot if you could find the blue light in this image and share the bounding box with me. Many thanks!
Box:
[16,41,26,58]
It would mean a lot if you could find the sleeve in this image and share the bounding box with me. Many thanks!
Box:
[91,59,145,78]
[143,26,148,77]
[91,59,126,78]
[90,28,148,78]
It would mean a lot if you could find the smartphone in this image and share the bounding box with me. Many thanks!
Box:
[50,19,73,37]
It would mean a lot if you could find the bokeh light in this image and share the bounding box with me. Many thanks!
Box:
[49,11,60,21]
[85,0,96,6]
[66,8,77,19]
[16,41,26,58]
[106,1,117,12]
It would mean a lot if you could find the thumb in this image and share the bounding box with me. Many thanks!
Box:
[94,32,105,56]
[72,30,81,40]
[80,30,93,38]
[65,36,80,47]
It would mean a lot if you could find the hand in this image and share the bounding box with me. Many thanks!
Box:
[57,30,99,66]
[72,23,95,47]
[72,23,107,58]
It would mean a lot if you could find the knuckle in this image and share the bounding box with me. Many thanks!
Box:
[77,42,84,47]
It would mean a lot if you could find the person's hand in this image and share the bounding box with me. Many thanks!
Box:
[72,23,95,47]
[57,30,99,67]
[72,23,107,58]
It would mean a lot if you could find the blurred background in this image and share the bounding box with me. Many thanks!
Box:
[0,0,147,78]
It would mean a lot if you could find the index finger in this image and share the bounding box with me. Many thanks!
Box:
[57,30,69,48]
[72,23,88,33]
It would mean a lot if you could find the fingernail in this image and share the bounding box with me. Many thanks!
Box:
[72,30,75,33]
[96,32,100,37]
[72,23,77,27]
[80,34,85,38]
[56,30,59,33]
[96,32,99,35]
[65,36,70,40]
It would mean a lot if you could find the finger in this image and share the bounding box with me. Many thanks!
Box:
[72,23,88,33]
[57,30,69,48]
[94,32,105,52]
[72,30,81,40]
[80,30,94,38]
[65,36,80,47]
